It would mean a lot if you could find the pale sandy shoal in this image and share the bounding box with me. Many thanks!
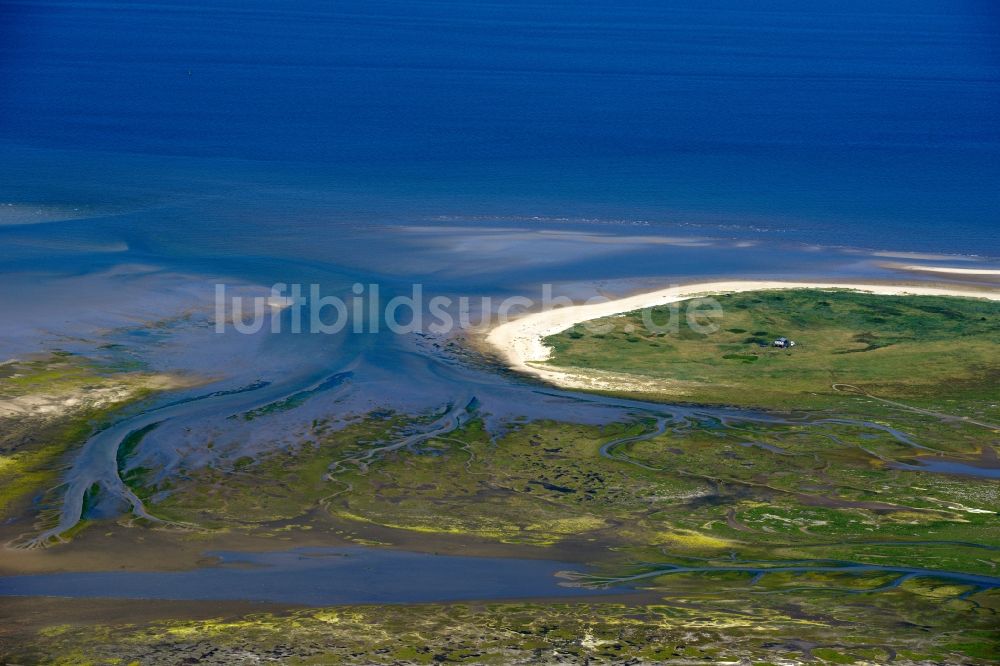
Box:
[484,280,1000,384]
[890,264,1000,276]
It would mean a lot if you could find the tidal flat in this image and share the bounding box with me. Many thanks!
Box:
[0,354,194,542]
[4,1,1000,660]
[2,291,999,663]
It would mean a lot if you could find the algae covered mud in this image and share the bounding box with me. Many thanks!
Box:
[3,283,1000,663]
[4,0,1000,662]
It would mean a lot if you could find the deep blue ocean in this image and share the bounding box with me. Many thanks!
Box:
[1,0,998,254]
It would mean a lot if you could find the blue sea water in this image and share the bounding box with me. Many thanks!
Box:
[0,547,616,604]
[1,0,998,254]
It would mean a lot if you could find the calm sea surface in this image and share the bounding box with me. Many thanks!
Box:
[0,0,997,256]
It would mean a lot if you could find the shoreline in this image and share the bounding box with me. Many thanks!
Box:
[484,280,1000,388]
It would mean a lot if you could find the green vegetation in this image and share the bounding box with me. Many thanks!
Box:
[99,290,998,662]
[0,355,173,527]
[7,291,1000,663]
[544,290,1000,409]
[7,581,999,665]
[130,408,1000,577]
[144,414,411,528]
[136,414,650,545]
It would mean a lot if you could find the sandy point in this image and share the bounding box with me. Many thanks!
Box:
[484,280,1000,388]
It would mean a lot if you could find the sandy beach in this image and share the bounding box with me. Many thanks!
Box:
[485,280,1000,389]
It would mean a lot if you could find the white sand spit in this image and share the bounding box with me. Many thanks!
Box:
[484,280,1000,387]
[889,264,1000,276]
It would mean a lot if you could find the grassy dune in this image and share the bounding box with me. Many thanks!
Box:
[544,290,1000,409]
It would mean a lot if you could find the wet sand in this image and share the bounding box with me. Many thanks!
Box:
[0,506,615,578]
[891,265,1000,276]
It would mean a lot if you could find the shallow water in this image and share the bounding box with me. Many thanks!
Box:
[892,459,1000,479]
[0,546,615,604]
[4,547,999,605]
[582,561,1000,591]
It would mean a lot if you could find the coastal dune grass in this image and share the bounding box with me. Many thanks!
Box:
[543,290,1000,409]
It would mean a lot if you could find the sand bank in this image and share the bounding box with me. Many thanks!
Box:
[485,280,1000,389]
[886,264,1000,277]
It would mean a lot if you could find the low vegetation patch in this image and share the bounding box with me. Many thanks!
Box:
[544,290,1000,409]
